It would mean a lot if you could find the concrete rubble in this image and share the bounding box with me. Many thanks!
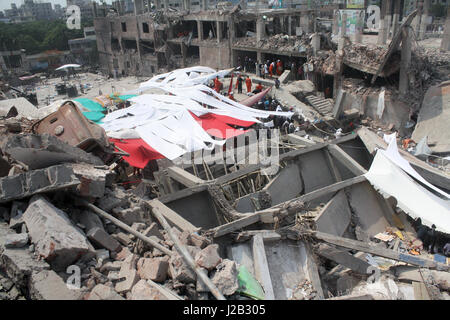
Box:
[0,1,449,302]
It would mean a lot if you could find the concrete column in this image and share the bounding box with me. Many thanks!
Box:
[257,51,263,64]
[418,0,430,40]
[441,6,450,52]
[217,21,222,43]
[385,0,393,40]
[378,0,388,45]
[164,0,169,12]
[197,20,203,40]
[155,0,161,9]
[413,0,423,36]
[202,0,207,11]
[338,12,347,51]
[355,10,364,43]
[181,42,187,67]
[332,9,339,36]
[134,0,144,15]
[399,27,412,95]
[288,16,292,36]
[256,17,266,42]
[390,0,401,39]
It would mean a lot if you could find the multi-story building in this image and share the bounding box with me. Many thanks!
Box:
[68,27,98,65]
[94,0,340,77]
[67,0,94,21]
[22,0,55,21]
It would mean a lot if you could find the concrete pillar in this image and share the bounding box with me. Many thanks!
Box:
[197,20,203,40]
[311,33,320,56]
[164,0,169,12]
[155,0,161,10]
[418,0,430,40]
[217,21,222,43]
[256,17,266,42]
[441,6,450,52]
[181,42,187,67]
[338,12,347,51]
[413,0,423,37]
[300,13,311,34]
[390,0,401,39]
[134,0,144,15]
[288,16,292,36]
[385,0,393,40]
[399,27,412,95]
[202,0,207,11]
[378,0,388,45]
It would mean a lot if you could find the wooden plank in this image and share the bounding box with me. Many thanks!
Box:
[317,244,371,275]
[166,166,205,187]
[147,199,200,233]
[212,212,261,238]
[304,243,325,300]
[146,279,183,300]
[252,234,275,300]
[413,281,431,300]
[327,144,367,176]
[314,231,449,271]
[356,127,450,190]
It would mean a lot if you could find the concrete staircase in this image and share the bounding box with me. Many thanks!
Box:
[305,94,334,117]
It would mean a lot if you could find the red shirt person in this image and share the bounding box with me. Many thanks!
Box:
[214,76,222,93]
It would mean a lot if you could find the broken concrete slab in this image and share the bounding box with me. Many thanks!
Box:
[112,207,144,226]
[115,268,139,294]
[169,252,196,284]
[71,164,112,198]
[130,279,168,300]
[87,227,121,252]
[211,259,238,296]
[23,196,91,271]
[0,164,80,204]
[87,284,125,300]
[76,210,105,233]
[0,134,103,170]
[29,269,83,300]
[314,190,351,237]
[4,233,29,249]
[0,247,50,290]
[194,244,222,271]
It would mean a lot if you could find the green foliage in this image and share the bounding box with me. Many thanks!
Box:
[430,3,447,18]
[0,20,85,54]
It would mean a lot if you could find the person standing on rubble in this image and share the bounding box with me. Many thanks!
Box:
[214,76,222,93]
[298,64,304,80]
[263,63,269,79]
[245,76,252,93]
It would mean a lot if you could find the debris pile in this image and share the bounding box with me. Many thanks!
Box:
[234,34,311,54]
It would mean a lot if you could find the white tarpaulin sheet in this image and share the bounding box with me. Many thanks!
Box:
[365,151,450,234]
[382,133,450,199]
[102,66,294,160]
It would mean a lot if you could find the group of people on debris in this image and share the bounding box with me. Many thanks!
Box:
[414,218,450,257]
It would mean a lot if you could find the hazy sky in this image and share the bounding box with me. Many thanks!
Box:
[0,1,112,11]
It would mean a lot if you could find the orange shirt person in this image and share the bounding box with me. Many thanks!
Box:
[255,83,263,92]
[214,76,222,93]
[245,76,252,93]
[269,63,274,77]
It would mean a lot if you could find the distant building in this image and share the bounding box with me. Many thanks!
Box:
[3,0,56,22]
